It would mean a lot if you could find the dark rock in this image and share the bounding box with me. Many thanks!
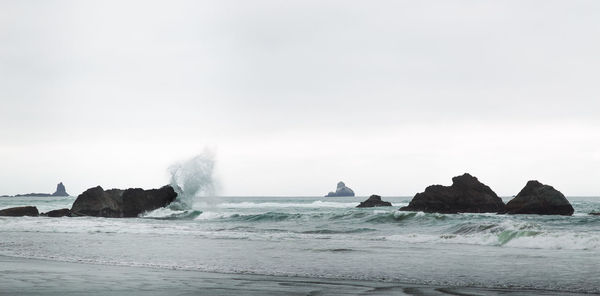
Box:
[399,173,504,214]
[42,208,71,217]
[589,212,600,216]
[501,181,574,215]
[325,181,355,197]
[357,195,392,208]
[10,182,69,197]
[71,185,178,218]
[52,182,69,196]
[0,206,39,217]
[14,193,52,197]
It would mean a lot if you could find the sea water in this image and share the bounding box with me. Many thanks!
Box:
[0,195,599,293]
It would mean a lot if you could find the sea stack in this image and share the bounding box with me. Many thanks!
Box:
[399,173,505,214]
[325,181,355,197]
[52,182,69,196]
[501,181,574,215]
[71,185,178,218]
[356,195,392,208]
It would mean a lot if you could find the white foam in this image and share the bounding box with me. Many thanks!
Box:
[504,233,600,250]
[195,211,236,220]
[381,227,600,251]
[217,201,359,209]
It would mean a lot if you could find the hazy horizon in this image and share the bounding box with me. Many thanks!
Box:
[2,0,600,197]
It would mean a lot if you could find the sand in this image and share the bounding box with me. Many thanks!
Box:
[0,255,591,296]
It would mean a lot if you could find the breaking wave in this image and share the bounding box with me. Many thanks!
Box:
[383,219,600,250]
[168,151,218,210]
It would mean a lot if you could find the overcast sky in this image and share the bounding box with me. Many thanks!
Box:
[1,0,599,196]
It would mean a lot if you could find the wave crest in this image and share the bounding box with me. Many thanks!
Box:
[168,151,217,209]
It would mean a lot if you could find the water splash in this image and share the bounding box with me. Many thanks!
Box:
[168,151,217,210]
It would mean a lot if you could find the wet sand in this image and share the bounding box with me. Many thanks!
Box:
[0,255,590,296]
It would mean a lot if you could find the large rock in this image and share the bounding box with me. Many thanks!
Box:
[0,206,39,217]
[325,181,355,197]
[357,195,392,208]
[71,185,177,218]
[42,208,72,217]
[399,173,505,214]
[52,182,69,196]
[501,181,574,215]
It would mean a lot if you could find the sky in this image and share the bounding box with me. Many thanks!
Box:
[1,0,600,197]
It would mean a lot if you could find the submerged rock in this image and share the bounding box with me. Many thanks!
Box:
[501,181,574,215]
[357,195,392,208]
[0,206,39,217]
[71,185,177,218]
[52,182,69,196]
[325,182,355,197]
[42,208,72,217]
[589,212,600,216]
[399,173,504,214]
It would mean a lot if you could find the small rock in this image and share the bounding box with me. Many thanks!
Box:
[0,206,39,217]
[357,195,392,208]
[43,208,71,217]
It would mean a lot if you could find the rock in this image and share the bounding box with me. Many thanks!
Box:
[52,182,69,196]
[589,212,600,216]
[501,181,574,215]
[399,173,504,214]
[0,206,39,217]
[325,181,355,197]
[357,195,392,208]
[70,185,178,218]
[10,182,69,197]
[14,193,52,197]
[42,208,71,217]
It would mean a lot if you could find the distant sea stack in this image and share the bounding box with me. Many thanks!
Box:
[357,195,392,208]
[325,181,355,197]
[400,173,505,214]
[52,182,69,196]
[500,181,574,216]
[70,185,177,218]
[12,182,70,197]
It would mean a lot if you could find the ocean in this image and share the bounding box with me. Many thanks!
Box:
[0,194,599,295]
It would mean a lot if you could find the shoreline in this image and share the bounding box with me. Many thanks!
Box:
[0,255,590,296]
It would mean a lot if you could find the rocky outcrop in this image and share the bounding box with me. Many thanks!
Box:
[52,182,69,196]
[11,182,70,197]
[0,206,39,217]
[500,181,574,215]
[399,173,505,214]
[42,208,72,217]
[70,185,178,218]
[325,182,355,197]
[357,195,392,208]
[14,193,52,197]
[589,212,600,216]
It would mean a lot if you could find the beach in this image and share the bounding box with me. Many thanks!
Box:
[0,255,591,296]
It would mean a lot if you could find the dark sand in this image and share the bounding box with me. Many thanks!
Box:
[0,256,589,296]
